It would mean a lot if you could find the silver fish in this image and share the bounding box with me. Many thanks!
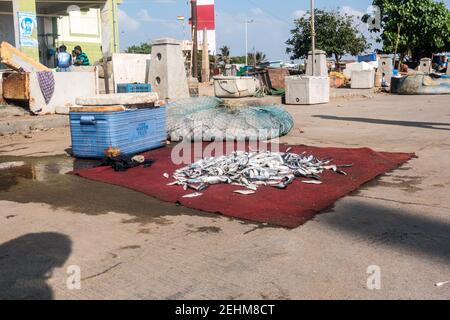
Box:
[233,190,256,195]
[182,192,203,198]
[168,150,350,193]
[302,180,323,185]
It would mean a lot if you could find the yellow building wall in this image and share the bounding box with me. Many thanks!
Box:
[56,1,120,65]
[14,0,39,61]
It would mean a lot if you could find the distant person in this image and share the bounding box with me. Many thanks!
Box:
[56,45,72,72]
[73,45,90,66]
[72,50,77,65]
[437,56,448,73]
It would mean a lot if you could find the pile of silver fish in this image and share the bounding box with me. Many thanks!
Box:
[166,149,352,197]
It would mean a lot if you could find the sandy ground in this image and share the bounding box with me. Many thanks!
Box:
[0,93,449,300]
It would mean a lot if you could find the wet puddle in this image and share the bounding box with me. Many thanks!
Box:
[0,155,217,226]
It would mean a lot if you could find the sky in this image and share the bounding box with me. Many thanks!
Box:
[118,0,450,61]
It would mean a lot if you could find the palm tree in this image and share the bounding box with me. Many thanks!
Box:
[248,51,267,66]
[217,45,231,64]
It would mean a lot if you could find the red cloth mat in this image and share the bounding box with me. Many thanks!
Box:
[74,144,414,228]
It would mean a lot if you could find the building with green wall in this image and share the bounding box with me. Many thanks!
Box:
[0,0,121,68]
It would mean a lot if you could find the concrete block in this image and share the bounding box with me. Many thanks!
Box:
[306,50,328,77]
[148,38,189,100]
[112,53,151,90]
[285,76,330,105]
[418,58,432,73]
[379,56,393,83]
[76,92,159,106]
[2,71,98,115]
[351,69,375,89]
[344,62,374,79]
[28,72,97,114]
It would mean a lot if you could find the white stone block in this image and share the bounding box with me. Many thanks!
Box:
[351,69,375,89]
[76,92,159,106]
[344,62,375,79]
[379,56,393,83]
[285,76,330,105]
[148,38,189,100]
[418,58,432,73]
[306,50,328,77]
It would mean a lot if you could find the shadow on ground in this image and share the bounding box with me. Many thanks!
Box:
[0,232,72,300]
[322,201,450,263]
[313,115,450,131]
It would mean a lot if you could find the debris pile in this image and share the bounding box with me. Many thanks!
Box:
[166,149,352,196]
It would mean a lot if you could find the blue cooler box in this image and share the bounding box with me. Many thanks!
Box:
[70,107,166,158]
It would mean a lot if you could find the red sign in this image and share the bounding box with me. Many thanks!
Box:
[197,4,215,30]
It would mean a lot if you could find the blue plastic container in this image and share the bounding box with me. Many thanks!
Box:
[358,53,377,63]
[117,83,152,93]
[70,107,166,158]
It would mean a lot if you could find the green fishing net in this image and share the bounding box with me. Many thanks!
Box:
[166,97,294,141]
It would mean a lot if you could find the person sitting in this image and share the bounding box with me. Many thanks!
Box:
[437,56,448,73]
[73,45,90,66]
[72,50,77,65]
[56,45,73,72]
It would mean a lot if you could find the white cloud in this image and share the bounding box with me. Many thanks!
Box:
[136,9,152,22]
[340,6,364,19]
[250,8,264,16]
[293,10,306,19]
[118,9,140,31]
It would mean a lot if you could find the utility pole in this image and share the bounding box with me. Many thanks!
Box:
[310,0,316,76]
[245,19,253,66]
[191,0,198,79]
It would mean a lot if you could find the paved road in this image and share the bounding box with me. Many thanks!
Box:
[0,94,449,299]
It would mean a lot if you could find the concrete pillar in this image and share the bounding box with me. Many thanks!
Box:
[148,38,189,100]
[379,55,393,84]
[201,28,210,83]
[306,50,328,77]
[12,0,39,62]
[418,58,432,73]
[100,0,112,93]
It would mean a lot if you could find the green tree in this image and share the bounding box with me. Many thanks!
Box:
[230,56,246,64]
[248,51,267,66]
[125,43,152,54]
[286,9,369,68]
[217,45,231,64]
[363,0,450,60]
